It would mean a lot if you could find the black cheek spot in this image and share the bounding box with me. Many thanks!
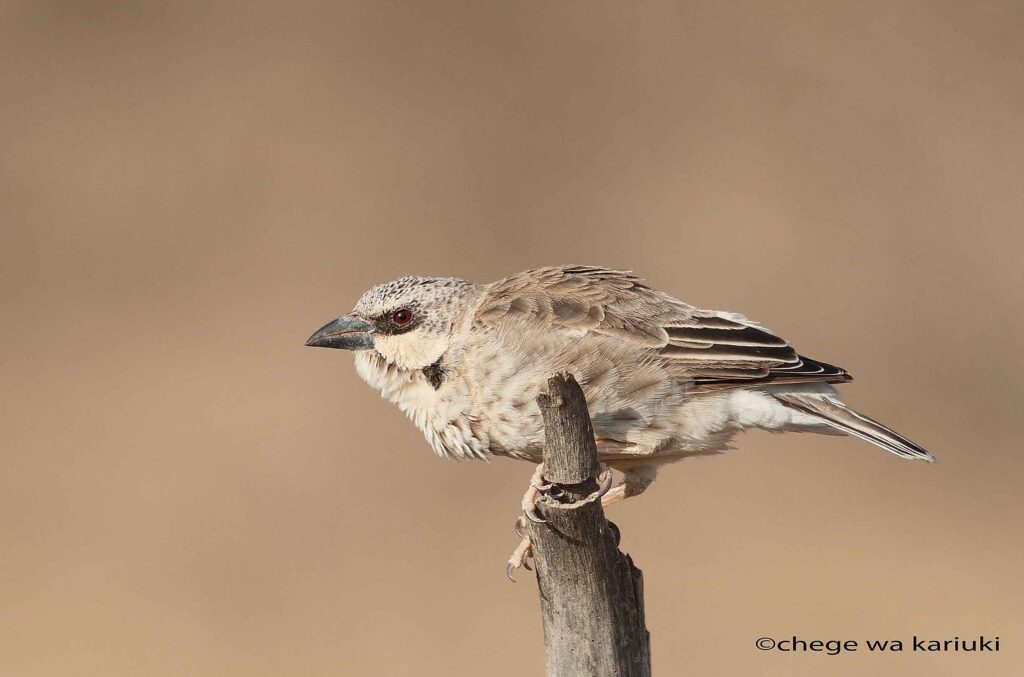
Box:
[423,358,445,390]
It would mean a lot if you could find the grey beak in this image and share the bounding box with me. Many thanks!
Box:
[305,316,375,350]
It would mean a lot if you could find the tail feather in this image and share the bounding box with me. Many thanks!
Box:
[774,393,936,462]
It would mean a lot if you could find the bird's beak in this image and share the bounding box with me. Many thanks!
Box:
[305,316,375,350]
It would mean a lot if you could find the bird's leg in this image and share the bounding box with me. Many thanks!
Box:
[600,466,657,509]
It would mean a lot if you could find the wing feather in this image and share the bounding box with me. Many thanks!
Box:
[474,265,851,391]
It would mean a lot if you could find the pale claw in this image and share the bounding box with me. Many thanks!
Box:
[524,506,546,524]
[506,559,533,582]
[531,478,554,492]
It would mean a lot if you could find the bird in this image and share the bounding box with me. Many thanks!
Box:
[306,265,934,574]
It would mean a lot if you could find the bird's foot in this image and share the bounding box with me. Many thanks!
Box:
[507,464,549,579]
[507,464,615,581]
[520,463,550,524]
[522,463,614,517]
[508,463,560,579]
[506,517,533,581]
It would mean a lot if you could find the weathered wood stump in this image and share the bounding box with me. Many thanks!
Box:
[526,373,651,677]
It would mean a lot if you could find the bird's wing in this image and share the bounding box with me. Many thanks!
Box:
[660,312,851,392]
[474,265,851,392]
[475,265,679,345]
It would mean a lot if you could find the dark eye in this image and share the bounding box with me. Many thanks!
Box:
[391,309,413,326]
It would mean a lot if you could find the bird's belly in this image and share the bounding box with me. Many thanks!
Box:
[461,340,684,459]
[425,335,784,462]
[465,380,687,462]
[475,383,762,463]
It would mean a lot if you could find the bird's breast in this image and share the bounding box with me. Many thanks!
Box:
[354,352,488,460]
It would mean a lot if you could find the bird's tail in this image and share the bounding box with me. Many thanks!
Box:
[773,392,936,462]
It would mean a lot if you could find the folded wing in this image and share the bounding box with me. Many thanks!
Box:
[474,265,851,392]
[661,314,851,392]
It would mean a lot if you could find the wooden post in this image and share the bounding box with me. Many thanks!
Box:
[527,373,651,677]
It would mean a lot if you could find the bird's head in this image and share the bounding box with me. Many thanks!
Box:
[305,276,478,370]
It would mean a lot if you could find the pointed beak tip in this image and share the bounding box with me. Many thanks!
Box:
[305,316,374,350]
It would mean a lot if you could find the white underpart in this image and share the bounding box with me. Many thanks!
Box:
[726,387,832,430]
[354,351,488,460]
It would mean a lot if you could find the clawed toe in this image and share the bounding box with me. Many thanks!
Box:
[531,478,554,492]
[506,534,533,581]
[506,558,532,582]
[520,463,549,525]
[509,463,618,580]
[514,516,526,538]
[596,467,614,498]
[524,506,546,524]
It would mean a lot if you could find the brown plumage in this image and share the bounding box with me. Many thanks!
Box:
[306,265,935,572]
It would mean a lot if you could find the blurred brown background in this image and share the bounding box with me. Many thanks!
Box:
[2,1,1022,675]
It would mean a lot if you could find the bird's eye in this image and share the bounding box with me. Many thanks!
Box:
[391,309,413,326]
